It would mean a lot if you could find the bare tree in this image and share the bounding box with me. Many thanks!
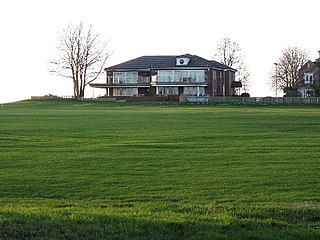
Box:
[50,23,110,99]
[214,37,251,93]
[270,46,309,96]
[237,61,250,93]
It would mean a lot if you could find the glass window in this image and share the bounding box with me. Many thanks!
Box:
[113,72,125,84]
[183,87,205,96]
[195,71,205,82]
[158,87,178,95]
[113,88,138,96]
[158,70,174,82]
[174,70,181,81]
[113,72,138,83]
[158,70,205,83]
[304,73,314,84]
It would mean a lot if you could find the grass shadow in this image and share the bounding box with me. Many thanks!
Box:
[1,211,319,240]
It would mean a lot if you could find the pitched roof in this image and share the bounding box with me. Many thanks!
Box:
[301,60,320,71]
[314,61,320,68]
[108,56,175,70]
[106,54,235,71]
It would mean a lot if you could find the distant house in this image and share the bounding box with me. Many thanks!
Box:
[286,52,320,97]
[90,54,241,97]
[297,57,320,97]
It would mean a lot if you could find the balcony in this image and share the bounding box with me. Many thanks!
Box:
[137,76,150,84]
[107,76,150,85]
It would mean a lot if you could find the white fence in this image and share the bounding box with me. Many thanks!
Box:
[180,96,320,104]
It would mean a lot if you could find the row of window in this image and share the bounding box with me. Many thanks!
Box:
[157,87,205,96]
[112,70,206,84]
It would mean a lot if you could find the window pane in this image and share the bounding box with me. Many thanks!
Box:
[113,72,138,83]
[157,87,178,95]
[113,72,125,83]
[114,87,138,96]
[158,70,173,82]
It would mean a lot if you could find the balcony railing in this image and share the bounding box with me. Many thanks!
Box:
[137,76,150,83]
[107,76,150,84]
[157,77,206,83]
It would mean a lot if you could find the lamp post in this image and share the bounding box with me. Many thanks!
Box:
[274,63,278,97]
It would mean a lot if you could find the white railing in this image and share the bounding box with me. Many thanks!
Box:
[107,76,150,84]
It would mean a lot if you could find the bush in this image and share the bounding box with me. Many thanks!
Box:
[241,92,250,97]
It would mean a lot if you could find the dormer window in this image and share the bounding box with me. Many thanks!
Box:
[304,73,314,85]
[176,57,190,66]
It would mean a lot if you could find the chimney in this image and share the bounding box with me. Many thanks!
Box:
[316,50,320,62]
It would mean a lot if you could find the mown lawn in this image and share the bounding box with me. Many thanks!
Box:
[0,100,319,239]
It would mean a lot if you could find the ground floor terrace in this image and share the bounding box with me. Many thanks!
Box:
[101,85,208,97]
[91,80,240,97]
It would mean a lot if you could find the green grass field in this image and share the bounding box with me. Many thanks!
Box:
[0,100,319,239]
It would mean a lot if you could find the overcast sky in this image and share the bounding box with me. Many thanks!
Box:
[1,0,319,103]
